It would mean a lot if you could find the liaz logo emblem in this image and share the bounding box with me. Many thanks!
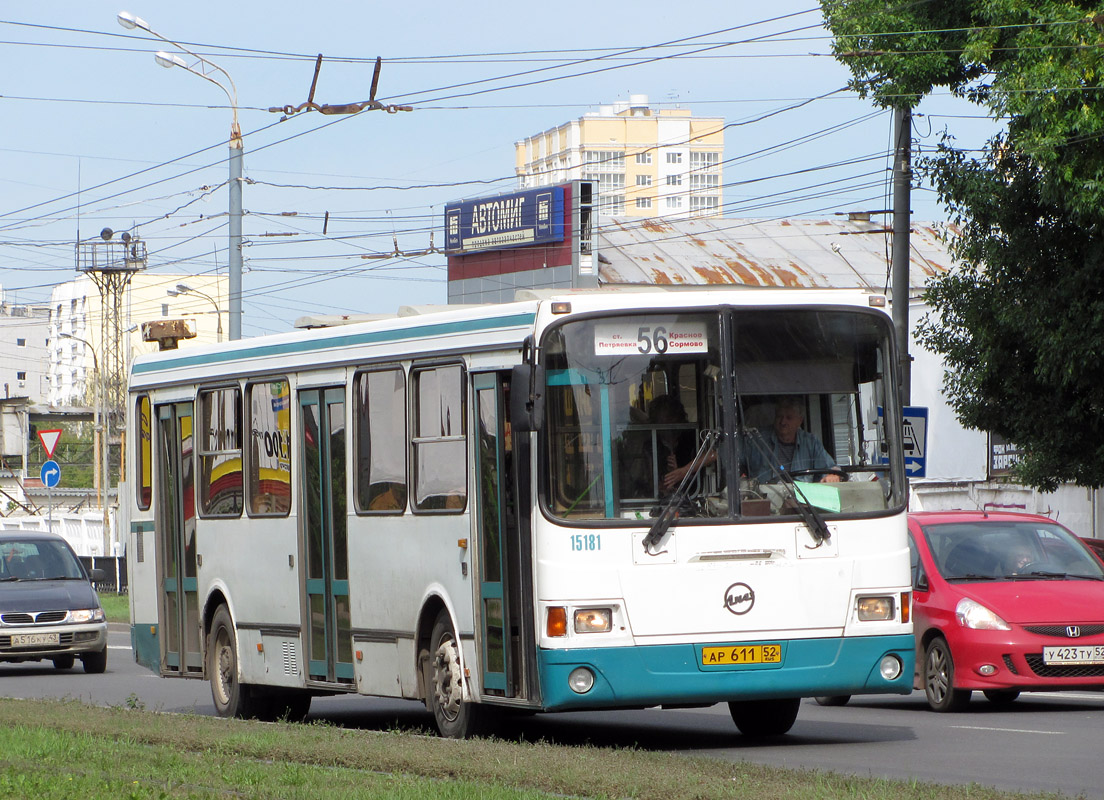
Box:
[723,582,755,615]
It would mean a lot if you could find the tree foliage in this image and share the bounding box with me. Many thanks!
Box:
[821,0,1104,489]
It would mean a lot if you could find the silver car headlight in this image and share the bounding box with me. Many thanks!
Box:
[69,608,105,624]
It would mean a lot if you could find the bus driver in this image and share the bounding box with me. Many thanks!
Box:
[744,396,841,483]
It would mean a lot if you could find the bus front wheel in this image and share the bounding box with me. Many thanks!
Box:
[728,698,800,737]
[425,611,493,738]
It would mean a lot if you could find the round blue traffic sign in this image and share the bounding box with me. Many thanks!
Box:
[40,459,60,488]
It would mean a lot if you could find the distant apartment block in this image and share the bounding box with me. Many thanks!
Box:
[48,274,229,407]
[515,94,724,219]
[0,291,50,403]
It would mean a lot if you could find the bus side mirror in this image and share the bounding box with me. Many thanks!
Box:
[510,363,545,432]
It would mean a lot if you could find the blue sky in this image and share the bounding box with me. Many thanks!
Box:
[1,2,997,335]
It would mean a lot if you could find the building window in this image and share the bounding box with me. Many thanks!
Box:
[665,152,683,165]
[690,195,720,213]
[354,367,407,514]
[583,150,626,215]
[583,150,625,171]
[635,197,653,209]
[412,364,466,512]
[690,151,720,170]
[689,173,720,190]
[246,379,292,516]
[635,152,652,165]
[665,196,683,209]
[635,174,652,187]
[16,371,26,381]
[162,304,169,316]
[16,338,25,347]
[197,386,243,517]
[666,174,683,187]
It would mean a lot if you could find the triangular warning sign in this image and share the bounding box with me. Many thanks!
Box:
[38,429,62,460]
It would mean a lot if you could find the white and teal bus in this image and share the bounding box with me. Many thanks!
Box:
[124,287,913,737]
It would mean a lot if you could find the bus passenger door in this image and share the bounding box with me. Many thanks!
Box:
[155,402,203,676]
[299,387,354,685]
[473,372,535,701]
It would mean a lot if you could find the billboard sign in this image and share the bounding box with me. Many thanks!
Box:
[445,186,564,254]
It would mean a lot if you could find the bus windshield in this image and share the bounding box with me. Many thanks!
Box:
[542,307,901,523]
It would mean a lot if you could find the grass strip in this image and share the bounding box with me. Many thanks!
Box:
[0,698,1056,800]
[98,592,129,624]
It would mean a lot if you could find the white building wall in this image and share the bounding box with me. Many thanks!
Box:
[905,298,1104,538]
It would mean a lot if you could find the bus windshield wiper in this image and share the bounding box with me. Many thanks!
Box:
[745,428,832,547]
[642,429,720,555]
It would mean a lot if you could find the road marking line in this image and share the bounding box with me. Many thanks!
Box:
[951,725,1064,735]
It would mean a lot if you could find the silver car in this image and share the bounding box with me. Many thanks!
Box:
[0,531,108,673]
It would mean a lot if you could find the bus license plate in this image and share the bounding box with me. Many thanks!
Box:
[702,644,782,666]
[10,632,59,648]
[1043,645,1104,665]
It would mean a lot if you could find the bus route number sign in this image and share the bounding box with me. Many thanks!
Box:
[701,643,782,666]
[594,320,709,356]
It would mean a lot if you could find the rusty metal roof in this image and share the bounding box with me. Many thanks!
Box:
[596,216,954,291]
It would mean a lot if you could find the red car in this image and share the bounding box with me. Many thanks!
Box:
[909,510,1104,711]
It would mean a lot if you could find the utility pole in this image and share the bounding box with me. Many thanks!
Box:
[76,230,147,556]
[891,107,913,404]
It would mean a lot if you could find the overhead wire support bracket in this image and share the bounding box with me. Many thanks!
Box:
[269,55,413,118]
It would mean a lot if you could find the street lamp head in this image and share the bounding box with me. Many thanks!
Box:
[155,51,188,70]
[117,11,149,31]
[176,283,192,293]
[166,289,180,297]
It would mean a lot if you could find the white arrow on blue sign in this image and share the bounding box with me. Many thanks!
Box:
[40,459,61,488]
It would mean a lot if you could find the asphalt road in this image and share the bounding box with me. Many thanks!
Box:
[2,624,1102,799]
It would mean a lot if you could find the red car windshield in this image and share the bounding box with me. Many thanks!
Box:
[922,521,1104,581]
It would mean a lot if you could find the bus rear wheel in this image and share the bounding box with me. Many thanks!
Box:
[425,611,493,738]
[209,604,262,719]
[728,698,801,737]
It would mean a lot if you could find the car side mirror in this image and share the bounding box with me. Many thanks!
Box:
[89,568,105,583]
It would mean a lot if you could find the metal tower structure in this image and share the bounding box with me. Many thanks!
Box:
[76,229,147,433]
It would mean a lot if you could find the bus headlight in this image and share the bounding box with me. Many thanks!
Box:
[856,596,895,621]
[574,608,612,633]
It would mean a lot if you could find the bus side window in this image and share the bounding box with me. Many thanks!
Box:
[411,364,467,513]
[197,386,244,518]
[136,394,152,510]
[354,367,407,514]
[247,379,292,516]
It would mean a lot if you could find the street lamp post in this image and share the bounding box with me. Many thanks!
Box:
[60,332,111,557]
[168,283,223,342]
[118,11,243,340]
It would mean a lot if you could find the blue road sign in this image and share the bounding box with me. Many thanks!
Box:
[40,459,60,488]
[902,406,928,478]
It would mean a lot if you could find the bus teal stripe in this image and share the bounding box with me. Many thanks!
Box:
[132,312,536,376]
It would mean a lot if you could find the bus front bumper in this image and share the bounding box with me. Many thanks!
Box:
[536,634,914,711]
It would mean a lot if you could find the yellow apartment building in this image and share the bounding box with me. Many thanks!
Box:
[515,94,724,219]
